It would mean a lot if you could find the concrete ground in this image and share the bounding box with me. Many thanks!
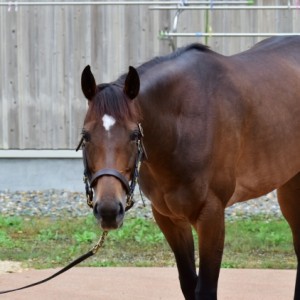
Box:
[0,267,296,299]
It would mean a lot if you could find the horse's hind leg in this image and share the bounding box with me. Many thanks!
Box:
[152,207,197,300]
[277,172,300,300]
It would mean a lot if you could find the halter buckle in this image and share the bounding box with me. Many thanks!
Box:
[84,175,94,208]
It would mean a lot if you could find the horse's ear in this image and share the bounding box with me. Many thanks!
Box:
[124,66,140,100]
[81,65,97,100]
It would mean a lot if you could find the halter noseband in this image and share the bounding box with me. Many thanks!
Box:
[76,123,146,212]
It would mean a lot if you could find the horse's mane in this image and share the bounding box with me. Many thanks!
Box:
[91,83,140,123]
[119,43,210,80]
[135,43,210,76]
[92,43,210,122]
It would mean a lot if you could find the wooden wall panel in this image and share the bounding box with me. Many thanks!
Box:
[0,1,299,149]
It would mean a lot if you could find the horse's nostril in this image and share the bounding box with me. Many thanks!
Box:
[93,202,100,220]
[118,202,124,216]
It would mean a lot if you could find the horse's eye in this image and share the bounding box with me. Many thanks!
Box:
[82,130,91,142]
[130,130,140,141]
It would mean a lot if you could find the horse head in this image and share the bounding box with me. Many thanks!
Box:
[80,65,142,230]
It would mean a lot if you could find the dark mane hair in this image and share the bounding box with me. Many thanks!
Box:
[118,43,210,81]
[91,43,209,122]
[91,83,140,123]
[135,43,210,76]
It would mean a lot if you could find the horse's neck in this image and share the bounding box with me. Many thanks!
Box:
[136,73,177,160]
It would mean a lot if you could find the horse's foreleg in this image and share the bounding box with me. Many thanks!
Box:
[194,200,225,300]
[152,207,197,300]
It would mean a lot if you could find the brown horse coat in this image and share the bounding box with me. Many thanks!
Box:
[81,36,300,300]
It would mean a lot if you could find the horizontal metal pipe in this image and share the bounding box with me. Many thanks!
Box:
[160,32,300,37]
[151,5,300,10]
[0,1,251,6]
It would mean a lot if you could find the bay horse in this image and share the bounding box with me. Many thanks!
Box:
[79,36,300,300]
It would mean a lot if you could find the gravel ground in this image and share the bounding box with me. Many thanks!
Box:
[0,189,281,220]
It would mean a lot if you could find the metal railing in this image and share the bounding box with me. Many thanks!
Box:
[150,5,300,10]
[154,0,300,50]
[0,1,255,6]
[1,1,299,49]
[160,32,300,37]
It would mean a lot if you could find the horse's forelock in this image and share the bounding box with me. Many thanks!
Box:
[92,84,139,123]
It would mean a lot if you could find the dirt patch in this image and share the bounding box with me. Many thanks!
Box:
[0,261,24,274]
[0,268,296,300]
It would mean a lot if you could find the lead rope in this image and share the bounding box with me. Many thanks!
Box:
[0,231,108,295]
[90,230,109,254]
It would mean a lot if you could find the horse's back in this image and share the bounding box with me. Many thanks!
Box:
[236,35,300,59]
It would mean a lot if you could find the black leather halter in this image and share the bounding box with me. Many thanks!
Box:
[76,123,146,211]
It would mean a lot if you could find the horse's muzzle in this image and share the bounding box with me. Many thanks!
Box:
[93,199,125,230]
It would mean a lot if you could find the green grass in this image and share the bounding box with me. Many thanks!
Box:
[223,217,295,269]
[0,215,296,270]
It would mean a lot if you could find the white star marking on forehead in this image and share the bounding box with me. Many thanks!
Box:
[102,114,116,131]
